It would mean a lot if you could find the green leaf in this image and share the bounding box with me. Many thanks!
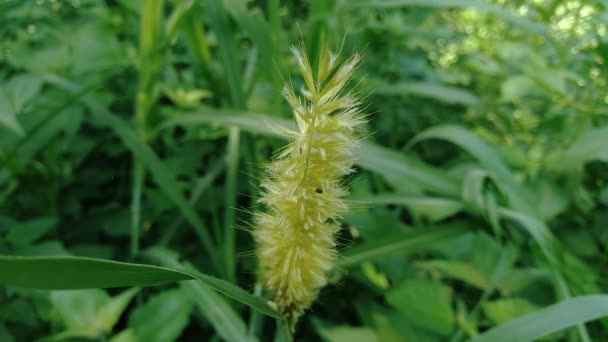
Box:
[482,298,539,325]
[386,278,455,336]
[358,194,576,297]
[410,124,535,215]
[181,272,253,342]
[417,260,488,290]
[338,222,473,268]
[318,326,380,342]
[7,74,44,113]
[143,248,255,342]
[50,289,109,333]
[545,125,608,170]
[128,289,192,342]
[143,247,281,320]
[6,217,57,246]
[0,102,24,136]
[98,287,140,332]
[348,0,546,35]
[374,81,480,106]
[474,295,608,342]
[0,256,192,289]
[358,194,465,222]
[49,288,137,339]
[0,255,281,319]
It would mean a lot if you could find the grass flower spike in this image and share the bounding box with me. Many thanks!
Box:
[254,42,364,330]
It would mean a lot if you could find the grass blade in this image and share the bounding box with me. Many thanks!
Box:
[348,0,546,35]
[373,80,480,106]
[473,295,608,342]
[146,248,255,342]
[144,248,281,319]
[337,222,473,268]
[0,254,281,319]
[410,124,535,215]
[0,255,192,289]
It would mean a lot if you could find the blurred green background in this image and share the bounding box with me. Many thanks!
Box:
[1,0,608,341]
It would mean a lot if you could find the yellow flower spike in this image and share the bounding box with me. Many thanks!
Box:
[253,42,365,332]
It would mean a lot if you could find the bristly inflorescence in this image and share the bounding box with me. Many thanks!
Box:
[253,42,365,331]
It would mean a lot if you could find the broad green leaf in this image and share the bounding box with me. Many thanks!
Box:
[98,287,140,332]
[128,289,192,342]
[358,192,589,338]
[497,268,550,295]
[0,106,24,136]
[7,74,44,113]
[357,143,461,197]
[359,194,576,296]
[374,81,480,106]
[417,260,488,290]
[13,240,70,256]
[6,217,57,246]
[50,289,109,334]
[482,298,539,325]
[0,255,281,319]
[1,100,74,171]
[348,0,546,35]
[357,194,465,222]
[545,125,608,170]
[386,278,455,336]
[110,329,136,342]
[500,75,536,102]
[338,222,473,268]
[49,288,137,339]
[318,326,380,342]
[474,295,608,342]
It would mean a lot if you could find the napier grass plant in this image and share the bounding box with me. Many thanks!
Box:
[3,1,608,341]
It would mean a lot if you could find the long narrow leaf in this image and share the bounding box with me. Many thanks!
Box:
[145,248,255,342]
[474,295,608,342]
[348,0,546,35]
[0,255,191,289]
[338,222,473,268]
[410,125,535,215]
[0,255,281,319]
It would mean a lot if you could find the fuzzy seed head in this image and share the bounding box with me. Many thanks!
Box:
[253,42,364,330]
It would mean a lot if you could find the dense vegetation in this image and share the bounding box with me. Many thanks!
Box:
[1,0,608,341]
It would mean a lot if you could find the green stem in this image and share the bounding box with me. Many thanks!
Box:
[131,0,164,258]
[207,0,244,282]
[130,162,144,257]
[224,126,240,282]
